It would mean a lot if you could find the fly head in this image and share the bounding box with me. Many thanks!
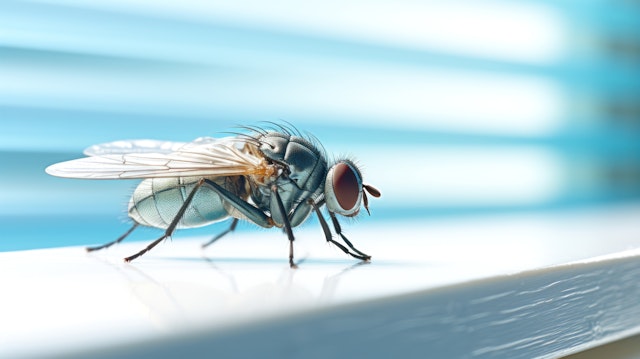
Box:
[325,160,381,217]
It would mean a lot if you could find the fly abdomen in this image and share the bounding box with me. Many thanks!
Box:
[128,176,230,229]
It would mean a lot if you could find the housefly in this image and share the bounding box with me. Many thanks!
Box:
[46,125,381,267]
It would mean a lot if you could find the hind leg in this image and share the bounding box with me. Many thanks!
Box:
[86,223,139,252]
[201,218,239,248]
[124,178,205,262]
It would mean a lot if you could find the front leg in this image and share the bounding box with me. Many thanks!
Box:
[328,211,371,260]
[309,200,371,261]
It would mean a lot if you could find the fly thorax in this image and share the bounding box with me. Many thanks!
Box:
[258,132,327,193]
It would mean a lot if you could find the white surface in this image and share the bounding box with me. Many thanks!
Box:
[2,205,640,358]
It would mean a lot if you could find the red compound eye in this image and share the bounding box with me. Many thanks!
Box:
[333,162,359,211]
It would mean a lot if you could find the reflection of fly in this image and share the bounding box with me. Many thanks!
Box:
[46,125,381,267]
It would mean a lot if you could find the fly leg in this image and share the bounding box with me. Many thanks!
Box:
[203,179,297,268]
[203,179,272,228]
[202,180,298,266]
[201,218,239,248]
[271,185,297,268]
[309,200,371,261]
[86,223,139,252]
[124,178,205,262]
[328,211,371,260]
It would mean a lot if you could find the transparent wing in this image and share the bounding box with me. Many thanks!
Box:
[47,138,268,179]
[82,137,221,156]
[83,139,190,156]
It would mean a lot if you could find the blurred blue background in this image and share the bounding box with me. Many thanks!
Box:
[1,0,639,251]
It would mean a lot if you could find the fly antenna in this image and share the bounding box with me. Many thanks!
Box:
[364,184,381,198]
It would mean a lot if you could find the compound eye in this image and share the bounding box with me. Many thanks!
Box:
[326,161,363,216]
[334,163,359,210]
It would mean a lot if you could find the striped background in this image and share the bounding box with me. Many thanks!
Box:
[1,0,639,250]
